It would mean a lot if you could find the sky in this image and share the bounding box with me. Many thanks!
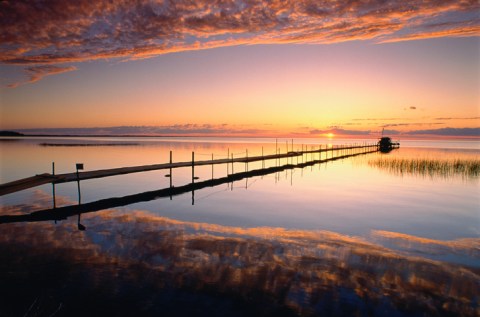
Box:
[0,0,479,138]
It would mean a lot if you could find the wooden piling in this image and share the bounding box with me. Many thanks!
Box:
[191,152,195,183]
[76,165,81,205]
[262,146,264,169]
[169,151,173,188]
[52,162,56,209]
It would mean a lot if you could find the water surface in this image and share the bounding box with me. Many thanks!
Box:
[1,137,479,316]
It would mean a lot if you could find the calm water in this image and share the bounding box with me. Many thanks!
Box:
[1,137,479,316]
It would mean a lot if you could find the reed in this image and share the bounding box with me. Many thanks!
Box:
[368,157,480,179]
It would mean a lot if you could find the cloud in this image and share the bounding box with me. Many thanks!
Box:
[310,127,371,136]
[1,0,479,86]
[16,124,266,136]
[381,122,445,128]
[381,129,401,135]
[7,65,77,88]
[406,127,480,136]
[381,123,414,127]
[352,118,402,121]
[380,22,480,43]
[435,116,480,120]
[27,124,475,137]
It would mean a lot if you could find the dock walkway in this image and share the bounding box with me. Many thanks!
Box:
[0,143,379,196]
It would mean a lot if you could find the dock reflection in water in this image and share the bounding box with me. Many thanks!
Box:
[1,191,479,317]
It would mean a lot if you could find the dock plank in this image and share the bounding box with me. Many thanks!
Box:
[0,174,58,196]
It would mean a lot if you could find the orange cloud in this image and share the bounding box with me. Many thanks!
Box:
[372,230,480,250]
[1,0,479,86]
[7,65,77,88]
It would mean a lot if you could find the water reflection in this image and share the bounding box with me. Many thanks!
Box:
[2,138,479,316]
[1,193,479,317]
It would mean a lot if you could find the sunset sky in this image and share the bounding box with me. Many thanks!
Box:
[0,0,479,137]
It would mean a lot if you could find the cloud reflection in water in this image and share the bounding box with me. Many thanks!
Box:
[1,192,479,317]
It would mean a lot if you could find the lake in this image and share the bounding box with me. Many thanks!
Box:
[1,136,479,316]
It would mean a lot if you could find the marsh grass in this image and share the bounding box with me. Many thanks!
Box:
[368,158,480,179]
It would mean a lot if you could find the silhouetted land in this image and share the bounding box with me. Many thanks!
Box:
[39,143,140,146]
[0,131,24,136]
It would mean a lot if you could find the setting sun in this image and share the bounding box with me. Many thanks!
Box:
[326,133,335,138]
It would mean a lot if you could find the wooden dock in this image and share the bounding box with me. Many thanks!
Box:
[0,148,379,225]
[0,143,381,196]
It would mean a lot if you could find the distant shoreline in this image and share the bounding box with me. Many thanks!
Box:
[39,142,140,147]
[1,131,479,140]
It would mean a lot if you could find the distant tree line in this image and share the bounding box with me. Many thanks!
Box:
[0,131,24,136]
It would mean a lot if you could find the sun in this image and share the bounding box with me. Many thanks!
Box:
[326,133,335,138]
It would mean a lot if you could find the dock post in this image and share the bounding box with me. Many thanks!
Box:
[231,153,234,191]
[192,152,195,183]
[169,151,173,187]
[318,145,321,169]
[227,148,230,175]
[52,162,56,209]
[75,163,84,205]
[211,153,214,180]
[313,146,315,168]
[246,149,248,172]
[276,138,278,166]
[262,146,264,169]
[286,140,289,164]
[169,151,173,200]
[192,152,195,205]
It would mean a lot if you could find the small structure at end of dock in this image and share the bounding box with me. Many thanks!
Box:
[378,137,400,153]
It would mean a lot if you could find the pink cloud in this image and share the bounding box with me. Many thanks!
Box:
[7,65,77,88]
[1,0,478,86]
